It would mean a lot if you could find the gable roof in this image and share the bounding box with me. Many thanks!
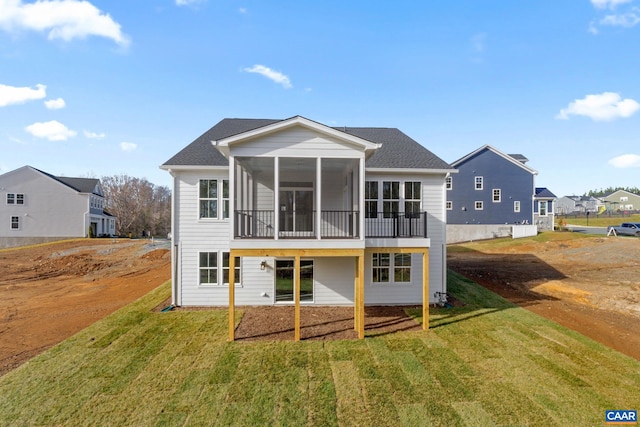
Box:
[29,167,102,195]
[161,117,454,171]
[451,145,538,175]
[535,187,556,198]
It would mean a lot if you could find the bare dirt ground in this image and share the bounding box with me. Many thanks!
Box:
[2,235,639,377]
[0,239,171,376]
[448,235,640,361]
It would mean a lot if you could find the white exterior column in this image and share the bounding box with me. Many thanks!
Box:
[316,157,322,240]
[274,157,279,240]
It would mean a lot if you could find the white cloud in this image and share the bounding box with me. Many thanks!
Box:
[599,8,640,27]
[44,97,65,109]
[25,120,77,141]
[608,154,640,168]
[591,0,632,9]
[84,130,105,139]
[0,83,46,107]
[0,0,129,46]
[555,92,640,121]
[243,64,292,89]
[119,141,137,152]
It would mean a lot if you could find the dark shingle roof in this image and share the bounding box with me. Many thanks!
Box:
[162,118,453,171]
[509,154,529,163]
[32,167,101,195]
[162,119,280,167]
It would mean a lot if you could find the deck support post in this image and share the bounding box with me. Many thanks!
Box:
[357,254,365,339]
[422,249,429,330]
[228,253,236,341]
[294,255,301,341]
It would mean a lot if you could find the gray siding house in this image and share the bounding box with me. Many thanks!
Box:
[447,145,537,225]
[534,187,557,231]
[161,116,455,339]
[0,166,116,248]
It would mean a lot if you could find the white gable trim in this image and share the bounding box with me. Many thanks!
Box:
[213,116,380,156]
[451,145,538,175]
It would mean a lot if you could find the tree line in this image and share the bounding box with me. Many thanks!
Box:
[101,175,171,238]
[585,187,640,197]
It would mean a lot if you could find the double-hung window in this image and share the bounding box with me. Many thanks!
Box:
[7,193,24,205]
[372,253,390,283]
[199,252,217,285]
[404,182,421,217]
[372,252,412,284]
[365,181,378,219]
[475,176,483,190]
[382,181,399,218]
[492,189,501,203]
[199,180,217,219]
[445,176,452,190]
[514,201,521,212]
[222,252,241,285]
[10,216,19,230]
[394,253,411,282]
[539,201,548,216]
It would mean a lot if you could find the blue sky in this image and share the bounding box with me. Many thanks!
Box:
[1,0,640,197]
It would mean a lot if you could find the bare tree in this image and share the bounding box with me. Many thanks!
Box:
[101,175,171,237]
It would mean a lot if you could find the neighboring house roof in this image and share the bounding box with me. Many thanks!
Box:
[451,145,538,175]
[28,166,102,195]
[162,117,454,171]
[535,187,557,198]
[508,154,529,164]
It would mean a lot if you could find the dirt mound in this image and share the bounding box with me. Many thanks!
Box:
[448,235,640,360]
[0,239,171,376]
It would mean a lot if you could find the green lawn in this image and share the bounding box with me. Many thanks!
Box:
[1,275,638,426]
[559,213,640,227]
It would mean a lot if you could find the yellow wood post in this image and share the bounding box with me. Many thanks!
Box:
[358,254,365,339]
[294,256,301,342]
[228,254,236,341]
[354,256,359,331]
[422,249,429,330]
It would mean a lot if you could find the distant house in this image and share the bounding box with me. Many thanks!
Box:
[445,145,558,242]
[534,187,557,231]
[0,166,116,248]
[555,195,602,214]
[161,116,455,339]
[602,190,640,212]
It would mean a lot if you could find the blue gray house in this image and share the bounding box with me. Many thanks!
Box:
[447,145,538,226]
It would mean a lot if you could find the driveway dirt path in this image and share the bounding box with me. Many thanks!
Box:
[448,235,640,361]
[0,239,171,376]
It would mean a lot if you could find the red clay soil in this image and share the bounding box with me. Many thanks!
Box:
[0,239,171,376]
[448,236,640,361]
[2,235,639,377]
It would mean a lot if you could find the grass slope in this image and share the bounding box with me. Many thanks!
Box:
[1,276,638,426]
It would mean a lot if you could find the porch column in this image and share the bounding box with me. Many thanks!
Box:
[294,255,301,341]
[357,253,365,339]
[422,249,429,330]
[228,253,236,341]
[274,157,279,240]
[316,157,322,240]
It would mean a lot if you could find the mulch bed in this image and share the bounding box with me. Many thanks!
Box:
[234,305,424,341]
[156,299,425,341]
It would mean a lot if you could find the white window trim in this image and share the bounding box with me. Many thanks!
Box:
[446,201,453,210]
[10,215,20,230]
[198,251,242,287]
[475,201,483,210]
[514,201,521,213]
[371,252,413,285]
[445,176,452,190]
[492,189,501,203]
[475,176,483,190]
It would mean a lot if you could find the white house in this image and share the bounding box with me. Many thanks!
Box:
[0,166,116,248]
[161,116,455,339]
